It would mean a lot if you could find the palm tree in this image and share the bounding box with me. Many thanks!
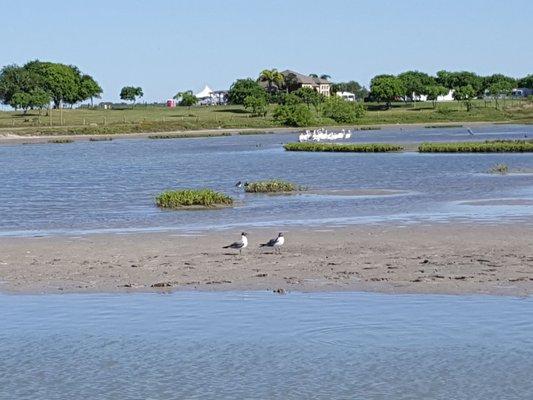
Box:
[258,69,284,93]
[320,74,331,80]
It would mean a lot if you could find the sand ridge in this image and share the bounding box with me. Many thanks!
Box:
[1,223,532,296]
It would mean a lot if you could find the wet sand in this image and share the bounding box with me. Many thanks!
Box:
[1,223,532,296]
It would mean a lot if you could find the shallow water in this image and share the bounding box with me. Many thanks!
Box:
[1,124,532,236]
[1,291,532,399]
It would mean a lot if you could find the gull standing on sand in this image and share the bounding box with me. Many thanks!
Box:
[260,233,284,253]
[223,232,248,254]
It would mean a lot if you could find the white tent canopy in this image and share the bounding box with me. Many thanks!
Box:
[195,85,213,98]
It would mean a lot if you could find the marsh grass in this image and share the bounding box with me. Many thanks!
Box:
[48,138,73,144]
[488,163,509,174]
[284,142,404,152]
[155,189,233,209]
[148,132,231,139]
[418,140,533,153]
[244,180,303,193]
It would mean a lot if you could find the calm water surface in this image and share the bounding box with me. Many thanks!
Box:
[0,124,532,236]
[1,291,533,399]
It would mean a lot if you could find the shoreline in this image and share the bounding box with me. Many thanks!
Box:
[1,223,531,296]
[0,120,520,145]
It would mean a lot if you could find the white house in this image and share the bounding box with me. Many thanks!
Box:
[336,91,356,101]
[413,89,455,102]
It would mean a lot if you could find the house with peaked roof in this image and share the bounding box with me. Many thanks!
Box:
[281,70,331,97]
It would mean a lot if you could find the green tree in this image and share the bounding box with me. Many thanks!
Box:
[176,92,197,108]
[243,95,268,117]
[436,70,483,96]
[0,60,102,109]
[398,71,435,101]
[0,65,34,106]
[120,86,143,104]
[321,96,365,123]
[425,85,449,108]
[25,61,80,108]
[517,74,533,89]
[258,69,284,93]
[488,80,514,109]
[293,87,323,113]
[273,103,314,127]
[369,75,405,108]
[10,89,51,113]
[78,74,102,107]
[331,81,368,99]
[453,85,476,111]
[228,78,266,105]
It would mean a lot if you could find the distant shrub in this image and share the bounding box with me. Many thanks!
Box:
[273,103,314,127]
[284,142,404,152]
[244,179,301,193]
[321,96,365,123]
[243,95,268,117]
[155,189,233,208]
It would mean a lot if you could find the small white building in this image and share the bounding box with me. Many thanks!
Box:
[336,91,356,101]
[195,85,228,105]
[413,90,455,102]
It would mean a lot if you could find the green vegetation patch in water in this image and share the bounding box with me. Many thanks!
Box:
[244,179,303,193]
[418,140,533,153]
[488,163,509,174]
[284,142,404,152]
[155,189,233,209]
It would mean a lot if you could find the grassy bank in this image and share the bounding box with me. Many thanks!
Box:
[284,142,404,152]
[418,140,533,153]
[1,99,532,137]
[155,189,233,209]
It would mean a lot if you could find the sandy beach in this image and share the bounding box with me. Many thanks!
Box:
[1,223,531,296]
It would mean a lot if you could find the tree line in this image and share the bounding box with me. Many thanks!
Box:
[369,70,533,110]
[0,60,102,112]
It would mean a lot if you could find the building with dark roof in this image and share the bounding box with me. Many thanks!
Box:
[280,70,331,96]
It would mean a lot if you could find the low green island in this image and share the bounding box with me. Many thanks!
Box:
[418,140,533,153]
[244,179,302,193]
[155,189,233,209]
[283,142,404,152]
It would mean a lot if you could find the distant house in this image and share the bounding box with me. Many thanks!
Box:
[413,90,454,102]
[281,70,331,97]
[512,88,533,98]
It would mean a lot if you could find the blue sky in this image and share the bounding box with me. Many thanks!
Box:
[1,0,532,102]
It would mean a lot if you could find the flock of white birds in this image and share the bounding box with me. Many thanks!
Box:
[298,128,352,142]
